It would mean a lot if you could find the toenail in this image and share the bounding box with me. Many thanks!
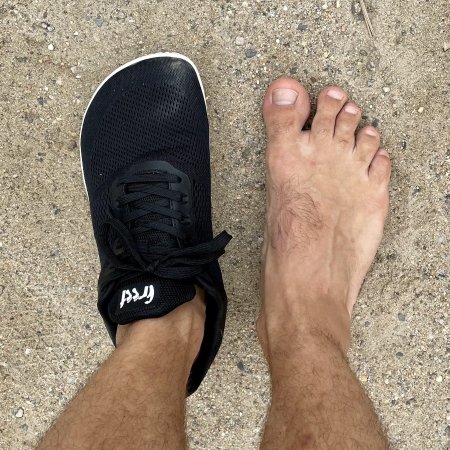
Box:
[272,88,298,105]
[344,104,359,115]
[327,89,345,100]
[365,128,379,136]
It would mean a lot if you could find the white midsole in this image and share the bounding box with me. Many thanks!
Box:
[79,52,207,199]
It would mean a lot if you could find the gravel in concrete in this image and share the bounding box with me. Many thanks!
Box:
[0,0,449,448]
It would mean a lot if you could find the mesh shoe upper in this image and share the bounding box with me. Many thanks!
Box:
[80,55,231,394]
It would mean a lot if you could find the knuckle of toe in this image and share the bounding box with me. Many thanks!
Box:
[336,136,352,147]
[315,126,332,138]
[268,115,297,137]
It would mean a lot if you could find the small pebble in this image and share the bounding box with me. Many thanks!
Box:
[398,313,406,321]
[47,43,54,51]
[95,16,103,27]
[444,42,450,52]
[383,87,390,93]
[15,408,24,418]
[352,2,362,15]
[245,49,257,58]
[436,375,443,383]
[235,36,245,46]
[418,107,424,113]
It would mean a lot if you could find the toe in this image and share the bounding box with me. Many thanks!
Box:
[369,149,391,184]
[354,126,380,164]
[263,77,311,145]
[311,86,348,142]
[334,102,361,149]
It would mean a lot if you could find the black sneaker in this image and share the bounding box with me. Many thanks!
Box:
[80,53,231,395]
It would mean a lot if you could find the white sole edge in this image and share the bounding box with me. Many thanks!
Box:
[79,52,207,199]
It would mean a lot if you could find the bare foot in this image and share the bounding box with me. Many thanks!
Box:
[258,78,391,354]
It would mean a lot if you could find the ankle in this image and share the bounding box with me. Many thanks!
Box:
[116,291,206,369]
[257,294,352,360]
[260,321,351,383]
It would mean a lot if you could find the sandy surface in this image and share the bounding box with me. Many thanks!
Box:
[0,0,449,448]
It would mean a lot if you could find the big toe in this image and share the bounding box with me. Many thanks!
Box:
[263,77,311,145]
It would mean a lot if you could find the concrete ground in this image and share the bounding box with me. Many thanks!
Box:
[1,0,449,448]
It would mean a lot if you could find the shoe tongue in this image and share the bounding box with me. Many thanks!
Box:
[108,274,196,324]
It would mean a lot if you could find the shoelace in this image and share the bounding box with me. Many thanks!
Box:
[101,172,232,280]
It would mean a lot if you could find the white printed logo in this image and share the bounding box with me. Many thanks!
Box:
[120,285,155,309]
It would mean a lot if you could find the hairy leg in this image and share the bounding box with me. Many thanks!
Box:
[261,333,388,449]
[258,78,391,449]
[38,293,205,450]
